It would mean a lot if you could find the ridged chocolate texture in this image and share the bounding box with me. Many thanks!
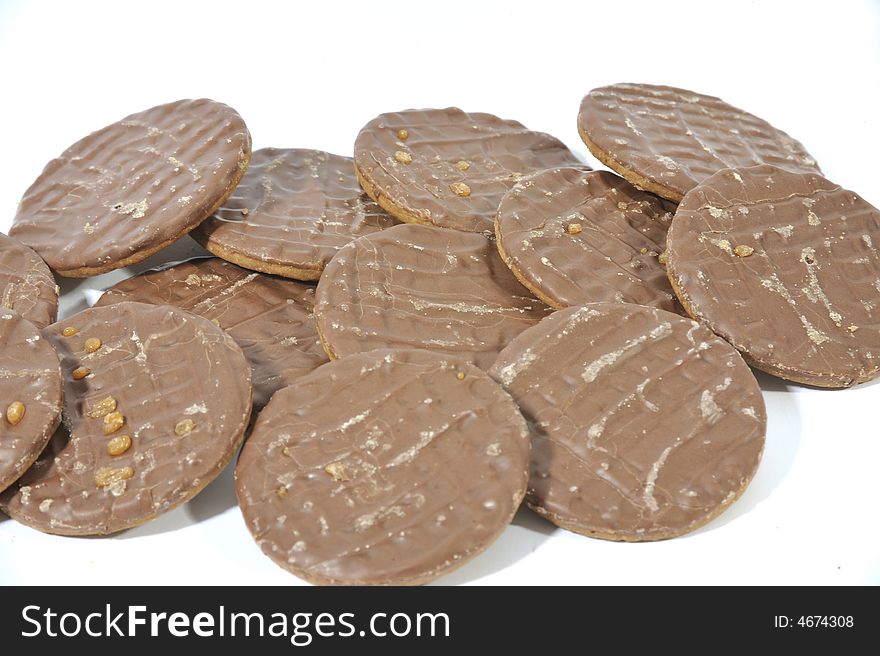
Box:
[354,107,583,234]
[0,232,58,328]
[314,223,552,369]
[495,167,679,312]
[489,304,766,541]
[667,165,880,387]
[0,302,252,535]
[95,258,328,408]
[9,99,251,276]
[578,83,820,202]
[0,311,62,493]
[236,349,530,585]
[193,148,397,280]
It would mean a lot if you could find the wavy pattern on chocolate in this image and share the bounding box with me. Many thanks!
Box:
[578,83,819,202]
[0,233,58,328]
[0,302,252,535]
[495,167,679,312]
[236,349,529,585]
[667,165,880,387]
[10,99,251,276]
[95,258,327,407]
[490,303,766,541]
[354,107,583,234]
[0,311,62,493]
[314,223,552,369]
[193,149,397,280]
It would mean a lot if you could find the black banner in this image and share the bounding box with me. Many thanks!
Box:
[0,585,874,653]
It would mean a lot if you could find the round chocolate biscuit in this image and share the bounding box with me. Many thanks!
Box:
[489,303,766,541]
[578,83,820,202]
[0,301,252,535]
[9,99,251,277]
[0,232,58,328]
[236,349,530,585]
[192,148,397,281]
[95,257,327,408]
[667,165,880,387]
[314,223,552,369]
[0,311,63,494]
[354,107,583,234]
[495,167,678,312]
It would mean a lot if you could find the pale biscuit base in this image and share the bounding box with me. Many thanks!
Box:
[314,318,339,361]
[354,163,440,230]
[493,216,565,310]
[190,233,323,281]
[579,127,684,204]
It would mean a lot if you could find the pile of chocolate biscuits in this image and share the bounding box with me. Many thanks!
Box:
[1,85,878,584]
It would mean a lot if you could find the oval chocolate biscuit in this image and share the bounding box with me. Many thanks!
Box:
[495,167,679,312]
[0,302,252,535]
[578,83,819,202]
[10,99,251,277]
[314,223,552,369]
[236,349,529,585]
[667,165,880,387]
[490,303,766,541]
[0,232,58,328]
[193,148,397,281]
[354,107,583,234]
[95,257,328,407]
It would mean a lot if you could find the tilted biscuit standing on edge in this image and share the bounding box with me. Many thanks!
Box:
[10,99,251,277]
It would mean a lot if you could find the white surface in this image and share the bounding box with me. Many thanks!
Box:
[1,0,878,586]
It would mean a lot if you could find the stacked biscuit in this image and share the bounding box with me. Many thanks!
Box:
[1,86,877,584]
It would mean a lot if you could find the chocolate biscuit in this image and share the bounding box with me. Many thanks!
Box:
[667,165,880,387]
[236,349,529,585]
[9,99,251,277]
[192,148,397,281]
[314,223,551,369]
[0,233,58,329]
[578,83,820,202]
[95,257,327,407]
[0,302,252,535]
[495,167,679,312]
[354,107,583,234]
[490,303,766,541]
[0,311,62,493]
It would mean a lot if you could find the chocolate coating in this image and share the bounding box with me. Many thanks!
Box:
[314,223,552,369]
[193,148,397,280]
[236,349,529,585]
[354,107,583,233]
[667,165,880,387]
[495,167,678,311]
[9,99,251,276]
[0,310,62,493]
[0,232,58,328]
[489,303,766,541]
[0,302,252,535]
[95,258,327,407]
[578,83,820,202]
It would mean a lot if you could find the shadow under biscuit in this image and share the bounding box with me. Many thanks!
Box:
[186,460,239,524]
[431,507,556,586]
[688,369,802,535]
[62,235,212,317]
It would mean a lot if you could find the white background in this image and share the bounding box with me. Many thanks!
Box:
[0,0,878,585]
